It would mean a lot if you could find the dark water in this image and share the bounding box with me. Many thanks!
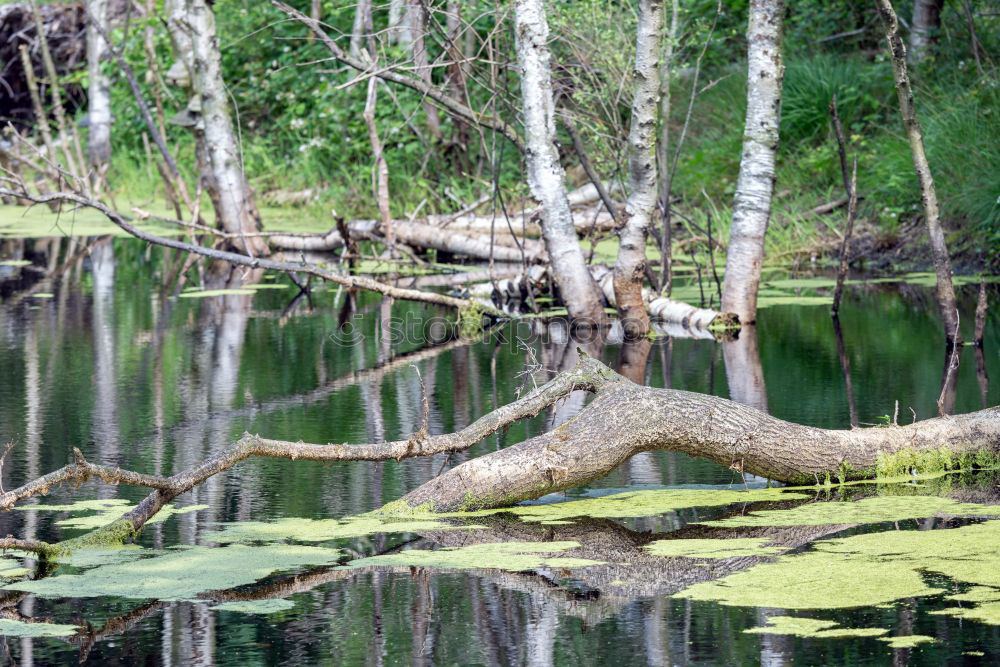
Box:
[0,237,998,665]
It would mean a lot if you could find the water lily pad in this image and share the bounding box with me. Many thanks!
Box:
[745,616,887,639]
[213,598,295,614]
[0,618,78,638]
[645,537,782,559]
[347,541,603,571]
[5,544,341,601]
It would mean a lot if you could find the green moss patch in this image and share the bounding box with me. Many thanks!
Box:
[0,618,78,638]
[347,541,603,572]
[645,538,782,559]
[698,495,1000,528]
[5,544,341,601]
[213,598,295,614]
[205,516,478,544]
[745,616,887,639]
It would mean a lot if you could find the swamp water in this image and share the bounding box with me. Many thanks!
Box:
[0,237,999,665]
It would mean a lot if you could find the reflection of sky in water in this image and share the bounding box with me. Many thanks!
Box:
[0,238,998,664]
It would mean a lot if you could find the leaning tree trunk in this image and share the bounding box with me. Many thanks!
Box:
[876,0,960,348]
[613,0,664,340]
[720,0,785,326]
[405,0,442,140]
[164,0,270,257]
[909,0,944,64]
[85,0,112,190]
[395,356,1000,512]
[514,0,607,326]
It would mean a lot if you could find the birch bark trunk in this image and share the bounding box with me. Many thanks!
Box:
[720,0,784,325]
[613,0,664,339]
[85,0,112,189]
[406,1,442,139]
[514,0,606,325]
[164,0,270,257]
[657,0,679,295]
[875,0,960,346]
[349,0,372,60]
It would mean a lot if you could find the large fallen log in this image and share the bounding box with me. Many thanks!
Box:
[391,354,1000,512]
[1,354,997,559]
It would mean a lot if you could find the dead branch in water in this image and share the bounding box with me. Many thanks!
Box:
[0,186,507,317]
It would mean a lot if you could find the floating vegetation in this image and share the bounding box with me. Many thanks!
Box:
[32,292,54,298]
[744,616,887,639]
[0,558,29,579]
[214,598,295,614]
[698,495,1000,528]
[879,635,938,648]
[347,541,603,571]
[0,259,31,267]
[17,498,208,531]
[677,517,1000,613]
[205,516,478,544]
[444,487,810,524]
[178,288,256,298]
[5,544,341,601]
[0,619,78,638]
[645,538,782,559]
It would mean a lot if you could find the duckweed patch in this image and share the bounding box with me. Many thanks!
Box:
[645,538,782,559]
[879,635,938,648]
[347,541,603,572]
[744,616,887,639]
[698,495,1000,528]
[214,598,295,614]
[17,499,209,531]
[447,488,811,524]
[178,289,257,298]
[678,517,1000,612]
[0,618,78,638]
[4,544,341,601]
[205,516,479,544]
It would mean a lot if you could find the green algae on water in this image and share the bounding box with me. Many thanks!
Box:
[879,635,937,648]
[347,541,603,572]
[178,289,256,298]
[677,516,1000,612]
[205,516,479,544]
[645,538,782,559]
[698,495,1000,528]
[17,499,209,531]
[447,487,810,524]
[213,598,295,614]
[0,618,78,638]
[744,616,887,639]
[930,602,1000,626]
[4,544,341,601]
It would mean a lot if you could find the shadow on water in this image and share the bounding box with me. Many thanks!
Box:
[0,237,999,664]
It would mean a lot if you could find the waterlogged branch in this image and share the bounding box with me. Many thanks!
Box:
[271,0,523,152]
[0,356,616,552]
[0,188,502,316]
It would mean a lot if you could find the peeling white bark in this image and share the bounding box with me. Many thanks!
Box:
[720,0,784,325]
[613,0,664,339]
[164,0,270,257]
[514,0,606,325]
[85,0,112,181]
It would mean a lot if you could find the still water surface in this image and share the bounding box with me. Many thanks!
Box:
[0,238,998,665]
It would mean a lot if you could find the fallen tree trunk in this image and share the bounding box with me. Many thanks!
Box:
[4,355,997,556]
[268,219,546,262]
[393,355,1000,512]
